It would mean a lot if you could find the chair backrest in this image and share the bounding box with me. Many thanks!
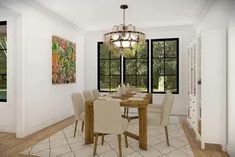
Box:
[93,99,123,134]
[161,93,174,126]
[92,89,100,99]
[161,90,172,107]
[83,90,94,102]
[71,92,85,117]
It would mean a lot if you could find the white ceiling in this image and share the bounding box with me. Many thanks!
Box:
[34,0,213,31]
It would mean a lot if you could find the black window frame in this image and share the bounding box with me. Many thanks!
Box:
[97,42,121,92]
[0,21,7,102]
[123,40,149,93]
[151,38,179,94]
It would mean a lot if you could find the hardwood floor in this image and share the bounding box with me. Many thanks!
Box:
[0,116,229,157]
[179,117,229,157]
[0,117,74,157]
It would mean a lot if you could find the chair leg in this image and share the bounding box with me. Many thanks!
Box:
[118,134,122,157]
[124,132,128,148]
[101,134,104,145]
[81,121,84,132]
[74,120,78,138]
[126,108,129,117]
[93,133,99,156]
[124,108,126,116]
[164,126,170,146]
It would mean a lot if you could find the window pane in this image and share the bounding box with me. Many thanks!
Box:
[165,40,177,57]
[99,44,109,59]
[152,41,164,58]
[100,76,110,91]
[136,43,148,59]
[165,76,177,92]
[98,42,121,91]
[100,60,109,75]
[0,21,7,102]
[110,51,120,59]
[125,59,137,75]
[110,60,120,75]
[110,76,120,91]
[152,59,164,75]
[151,39,178,93]
[125,76,136,87]
[165,59,177,75]
[136,76,148,92]
[152,76,164,92]
[137,59,147,75]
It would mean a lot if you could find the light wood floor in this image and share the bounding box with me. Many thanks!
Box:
[0,116,229,157]
[179,117,229,157]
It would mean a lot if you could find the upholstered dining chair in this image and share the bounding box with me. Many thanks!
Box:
[83,90,94,102]
[123,87,141,118]
[92,89,100,99]
[93,99,129,157]
[148,93,174,146]
[71,92,85,137]
[148,90,172,113]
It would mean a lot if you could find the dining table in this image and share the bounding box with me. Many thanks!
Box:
[84,93,152,150]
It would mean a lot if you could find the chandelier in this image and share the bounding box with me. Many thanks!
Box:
[103,4,146,58]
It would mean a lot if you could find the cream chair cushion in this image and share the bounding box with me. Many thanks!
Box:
[148,91,172,112]
[161,94,174,126]
[71,92,85,121]
[148,93,174,126]
[92,89,100,99]
[94,99,129,134]
[83,90,94,102]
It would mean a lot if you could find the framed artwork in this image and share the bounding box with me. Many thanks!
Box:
[52,36,76,84]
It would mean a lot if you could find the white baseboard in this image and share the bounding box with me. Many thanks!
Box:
[17,113,72,138]
[227,144,235,157]
[0,124,16,133]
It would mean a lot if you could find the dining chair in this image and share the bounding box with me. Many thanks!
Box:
[123,87,141,118]
[93,99,129,157]
[92,89,100,99]
[148,93,174,146]
[148,90,172,113]
[71,92,85,137]
[83,90,94,102]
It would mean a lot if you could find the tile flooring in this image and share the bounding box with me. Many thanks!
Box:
[21,116,194,157]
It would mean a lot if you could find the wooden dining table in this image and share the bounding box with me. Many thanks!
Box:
[84,93,152,150]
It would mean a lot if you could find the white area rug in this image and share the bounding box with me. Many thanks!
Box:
[21,116,194,157]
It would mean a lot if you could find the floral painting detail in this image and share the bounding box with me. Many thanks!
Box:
[52,36,76,84]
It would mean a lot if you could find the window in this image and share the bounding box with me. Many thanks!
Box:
[97,42,121,92]
[151,38,179,93]
[0,21,7,102]
[124,40,149,92]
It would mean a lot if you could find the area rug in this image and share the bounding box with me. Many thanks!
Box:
[21,116,194,157]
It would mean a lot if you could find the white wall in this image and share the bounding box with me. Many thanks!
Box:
[196,0,235,32]
[227,21,235,157]
[0,1,85,137]
[85,25,195,115]
[195,0,235,152]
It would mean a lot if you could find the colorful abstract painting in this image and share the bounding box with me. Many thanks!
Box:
[52,36,76,84]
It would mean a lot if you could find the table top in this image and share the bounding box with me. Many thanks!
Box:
[86,93,152,108]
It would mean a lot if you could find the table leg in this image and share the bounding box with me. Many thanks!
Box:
[138,107,147,150]
[85,102,94,144]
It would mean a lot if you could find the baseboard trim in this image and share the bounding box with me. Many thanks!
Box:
[0,124,16,133]
[17,113,72,138]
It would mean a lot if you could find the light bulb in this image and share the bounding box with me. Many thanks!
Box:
[114,41,121,47]
[111,33,119,40]
[122,41,130,48]
[131,33,138,40]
